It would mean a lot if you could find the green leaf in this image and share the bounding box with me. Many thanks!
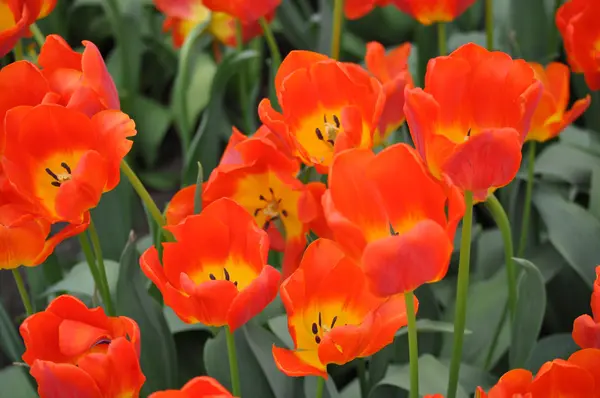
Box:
[0,366,37,398]
[268,315,294,348]
[396,319,471,337]
[305,376,339,398]
[204,325,293,398]
[441,268,509,368]
[508,0,552,62]
[510,258,547,369]
[535,142,600,185]
[589,167,600,220]
[43,260,120,299]
[560,125,600,156]
[129,96,172,167]
[525,333,579,372]
[370,355,468,398]
[90,173,134,260]
[183,50,260,185]
[316,0,333,56]
[138,170,181,191]
[534,188,600,287]
[276,1,314,49]
[0,300,24,363]
[116,238,178,394]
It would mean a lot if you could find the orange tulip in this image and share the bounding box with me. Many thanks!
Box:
[38,35,120,116]
[424,395,444,398]
[344,0,391,19]
[141,198,280,331]
[0,0,56,57]
[204,0,280,23]
[1,105,135,224]
[259,51,385,172]
[573,266,600,349]
[404,43,543,201]
[365,41,414,146]
[272,239,416,378]
[20,295,145,398]
[154,0,269,48]
[166,127,317,279]
[149,376,234,398]
[527,62,591,142]
[390,0,478,25]
[323,143,464,297]
[477,349,600,397]
[556,0,600,91]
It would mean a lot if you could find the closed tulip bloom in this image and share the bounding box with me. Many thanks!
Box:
[390,0,478,25]
[149,376,234,398]
[259,51,385,172]
[1,105,136,224]
[323,143,464,297]
[573,266,600,349]
[0,0,56,57]
[344,0,392,20]
[404,43,543,201]
[141,198,280,331]
[203,0,280,23]
[365,41,414,146]
[527,62,591,142]
[154,0,268,48]
[556,0,600,91]
[37,35,120,116]
[20,295,145,398]
[272,239,416,377]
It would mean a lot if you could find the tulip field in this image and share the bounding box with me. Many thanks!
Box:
[2,0,600,397]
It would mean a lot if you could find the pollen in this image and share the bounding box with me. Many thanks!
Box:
[314,113,341,147]
[46,162,73,188]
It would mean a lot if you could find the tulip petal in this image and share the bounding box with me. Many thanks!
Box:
[30,360,103,398]
[362,219,453,296]
[573,314,600,349]
[272,345,327,378]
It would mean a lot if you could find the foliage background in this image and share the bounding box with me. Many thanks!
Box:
[1,0,600,396]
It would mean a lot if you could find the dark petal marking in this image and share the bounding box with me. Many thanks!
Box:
[282,210,288,217]
[312,323,318,335]
[254,208,261,217]
[315,128,324,140]
[324,115,327,123]
[46,168,59,181]
[224,268,230,281]
[264,220,271,230]
[234,281,238,287]
[331,316,337,329]
[269,187,274,195]
[327,139,335,146]
[61,162,71,174]
[315,336,321,344]
[259,195,266,201]
[209,274,216,280]
[333,115,340,128]
[51,182,61,188]
[318,312,322,327]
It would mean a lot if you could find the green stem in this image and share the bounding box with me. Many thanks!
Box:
[102,0,133,111]
[258,17,281,107]
[517,141,536,257]
[550,0,563,54]
[12,269,33,316]
[88,219,115,316]
[29,23,46,48]
[120,161,165,229]
[437,22,447,56]
[485,194,517,321]
[330,0,344,60]
[485,0,494,50]
[447,190,474,398]
[357,359,369,398]
[226,327,241,396]
[405,291,419,398]
[13,40,24,61]
[78,233,102,300]
[315,376,325,398]
[235,20,253,133]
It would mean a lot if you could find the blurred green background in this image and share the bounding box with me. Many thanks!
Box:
[2,0,600,397]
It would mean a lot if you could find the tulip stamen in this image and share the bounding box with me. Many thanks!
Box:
[224,268,230,281]
[46,162,73,187]
[255,188,287,230]
[315,114,341,147]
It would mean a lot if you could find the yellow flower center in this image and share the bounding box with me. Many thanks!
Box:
[254,187,289,229]
[310,311,341,344]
